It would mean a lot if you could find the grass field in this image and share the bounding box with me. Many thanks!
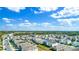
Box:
[0,32,5,51]
[0,39,3,50]
[37,44,51,51]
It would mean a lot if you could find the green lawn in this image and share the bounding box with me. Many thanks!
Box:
[0,32,5,51]
[0,39,3,51]
[37,44,51,51]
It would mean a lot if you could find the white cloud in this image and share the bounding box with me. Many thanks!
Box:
[6,7,26,12]
[19,20,36,27]
[19,19,53,30]
[34,7,57,14]
[51,13,61,18]
[34,11,43,14]
[2,18,79,31]
[18,22,52,31]
[41,22,52,27]
[39,7,57,11]
[58,18,79,26]
[24,20,29,23]
[50,26,79,31]
[51,7,79,18]
[58,19,72,26]
[3,19,79,31]
[6,23,14,26]
[50,7,79,26]
[2,18,12,23]
[19,23,32,27]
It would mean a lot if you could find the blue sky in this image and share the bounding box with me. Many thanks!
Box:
[0,7,79,31]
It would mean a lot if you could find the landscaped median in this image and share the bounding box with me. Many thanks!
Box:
[0,33,3,51]
[0,39,3,51]
[37,44,51,51]
[9,40,18,51]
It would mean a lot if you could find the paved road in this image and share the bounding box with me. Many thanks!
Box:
[3,39,13,51]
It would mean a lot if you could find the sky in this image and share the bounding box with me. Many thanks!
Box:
[0,7,79,31]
